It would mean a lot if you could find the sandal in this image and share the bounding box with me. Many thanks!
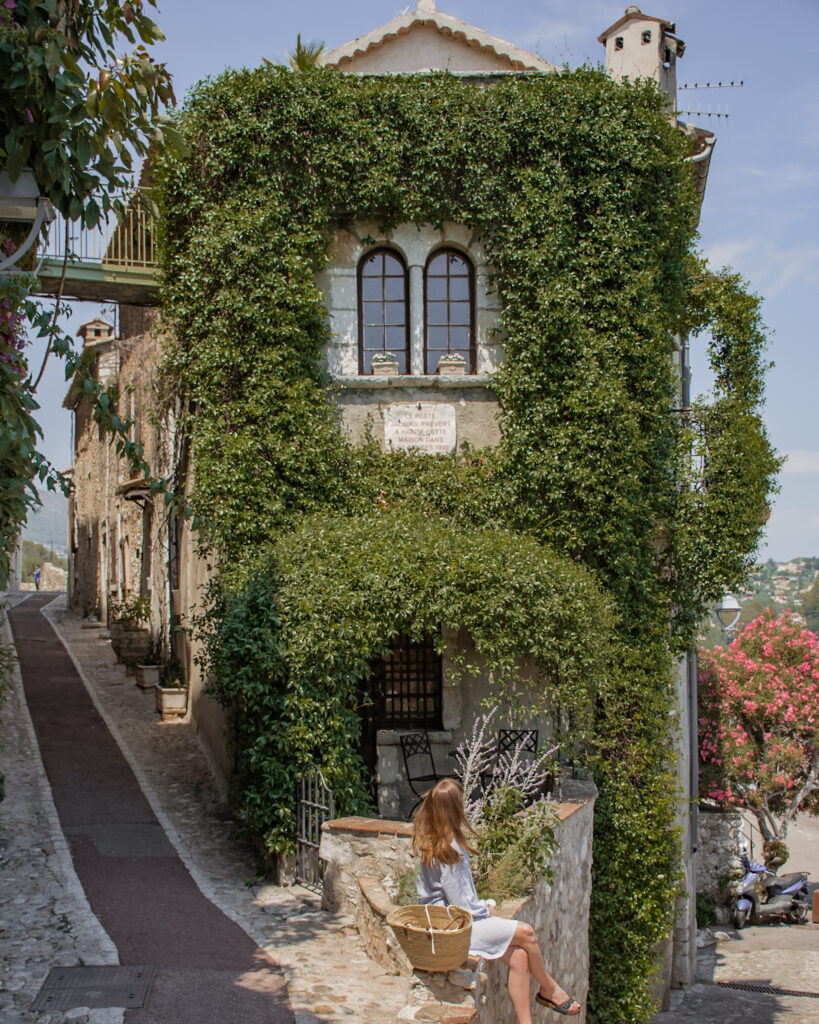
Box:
[535,992,582,1016]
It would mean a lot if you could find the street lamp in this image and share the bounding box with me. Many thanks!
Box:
[715,592,742,640]
[0,169,56,273]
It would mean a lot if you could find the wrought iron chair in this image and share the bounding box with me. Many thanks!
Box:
[481,728,540,791]
[400,730,449,818]
[498,728,538,758]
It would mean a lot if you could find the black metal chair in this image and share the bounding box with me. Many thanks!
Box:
[498,728,538,758]
[481,728,540,791]
[400,730,447,818]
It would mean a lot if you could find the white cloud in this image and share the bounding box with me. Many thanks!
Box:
[740,164,819,191]
[703,237,755,269]
[782,451,819,476]
[703,236,819,297]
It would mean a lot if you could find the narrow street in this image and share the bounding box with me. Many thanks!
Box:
[1,594,406,1024]
[5,592,293,1024]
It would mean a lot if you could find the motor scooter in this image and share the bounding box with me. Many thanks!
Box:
[733,854,810,929]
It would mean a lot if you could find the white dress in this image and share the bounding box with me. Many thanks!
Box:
[417,843,517,960]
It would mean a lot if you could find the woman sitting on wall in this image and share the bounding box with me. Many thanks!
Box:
[412,778,581,1020]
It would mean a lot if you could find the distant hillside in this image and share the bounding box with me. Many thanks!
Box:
[22,488,69,557]
[700,556,819,649]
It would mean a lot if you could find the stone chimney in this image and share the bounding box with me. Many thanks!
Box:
[598,6,685,107]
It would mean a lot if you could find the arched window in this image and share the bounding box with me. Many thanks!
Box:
[424,249,474,374]
[358,248,409,374]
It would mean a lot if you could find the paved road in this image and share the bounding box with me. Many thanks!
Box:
[6,593,293,1024]
[653,818,819,1024]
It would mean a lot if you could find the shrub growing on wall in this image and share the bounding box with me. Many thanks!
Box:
[158,67,777,1021]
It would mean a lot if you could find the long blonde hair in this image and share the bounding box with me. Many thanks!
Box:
[411,778,477,866]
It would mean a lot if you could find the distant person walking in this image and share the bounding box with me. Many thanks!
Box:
[33,565,41,590]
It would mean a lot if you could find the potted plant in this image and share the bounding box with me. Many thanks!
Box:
[155,675,188,721]
[371,352,400,377]
[109,596,152,673]
[437,351,467,375]
[135,639,161,690]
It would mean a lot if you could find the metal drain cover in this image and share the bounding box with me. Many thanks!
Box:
[716,981,819,1000]
[32,965,156,1011]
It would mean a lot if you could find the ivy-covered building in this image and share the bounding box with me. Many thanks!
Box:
[66,4,778,1021]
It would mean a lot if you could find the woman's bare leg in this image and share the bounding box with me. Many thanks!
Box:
[507,922,578,1010]
[500,947,533,1024]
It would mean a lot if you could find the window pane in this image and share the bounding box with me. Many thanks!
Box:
[449,275,470,301]
[427,276,447,301]
[450,302,470,326]
[426,350,443,374]
[364,326,385,350]
[427,302,448,326]
[427,326,448,350]
[386,326,406,349]
[385,302,405,326]
[385,275,405,301]
[363,252,383,275]
[363,301,384,326]
[427,252,448,275]
[383,252,403,276]
[449,327,470,354]
[447,253,468,275]
[362,276,382,301]
[362,350,376,373]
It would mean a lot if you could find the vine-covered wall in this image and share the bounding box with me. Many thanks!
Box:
[156,67,778,1022]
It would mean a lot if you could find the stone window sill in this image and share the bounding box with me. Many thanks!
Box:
[331,375,495,391]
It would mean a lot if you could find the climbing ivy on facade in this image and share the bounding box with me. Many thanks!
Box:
[156,67,778,1023]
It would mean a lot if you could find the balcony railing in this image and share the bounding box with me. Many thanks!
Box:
[41,189,156,269]
[37,189,159,303]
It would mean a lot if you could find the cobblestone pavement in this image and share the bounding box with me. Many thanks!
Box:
[1,595,408,1024]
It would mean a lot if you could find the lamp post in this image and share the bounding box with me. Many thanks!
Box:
[715,592,742,642]
[0,169,56,273]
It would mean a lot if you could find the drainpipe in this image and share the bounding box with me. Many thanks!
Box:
[679,329,698,851]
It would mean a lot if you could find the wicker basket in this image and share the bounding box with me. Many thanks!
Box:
[386,904,472,972]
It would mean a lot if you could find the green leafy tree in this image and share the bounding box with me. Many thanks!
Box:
[699,610,819,851]
[801,578,819,634]
[0,0,178,588]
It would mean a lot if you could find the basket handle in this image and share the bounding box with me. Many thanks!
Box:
[425,904,436,955]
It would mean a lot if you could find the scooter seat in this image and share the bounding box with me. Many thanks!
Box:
[768,872,807,891]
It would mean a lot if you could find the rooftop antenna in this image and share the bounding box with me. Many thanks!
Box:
[677,105,730,119]
[676,80,743,120]
[678,80,744,90]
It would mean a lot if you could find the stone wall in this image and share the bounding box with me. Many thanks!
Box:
[697,809,744,902]
[320,779,596,1024]
[479,784,595,1024]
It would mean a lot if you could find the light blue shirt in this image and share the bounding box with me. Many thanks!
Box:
[416,842,489,921]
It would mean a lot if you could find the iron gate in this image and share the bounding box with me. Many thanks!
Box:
[296,766,335,890]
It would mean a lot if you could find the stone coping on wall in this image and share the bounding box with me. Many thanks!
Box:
[323,796,589,840]
[331,375,496,390]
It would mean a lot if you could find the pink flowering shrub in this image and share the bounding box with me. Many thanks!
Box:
[699,609,819,845]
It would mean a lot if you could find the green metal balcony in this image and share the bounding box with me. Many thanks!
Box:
[37,190,159,305]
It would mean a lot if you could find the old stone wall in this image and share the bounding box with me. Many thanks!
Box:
[697,810,744,903]
[479,786,595,1024]
[320,781,595,1024]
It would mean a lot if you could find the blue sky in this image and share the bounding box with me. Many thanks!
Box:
[28,0,819,561]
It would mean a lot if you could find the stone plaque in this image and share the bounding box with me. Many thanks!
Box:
[384,403,457,455]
